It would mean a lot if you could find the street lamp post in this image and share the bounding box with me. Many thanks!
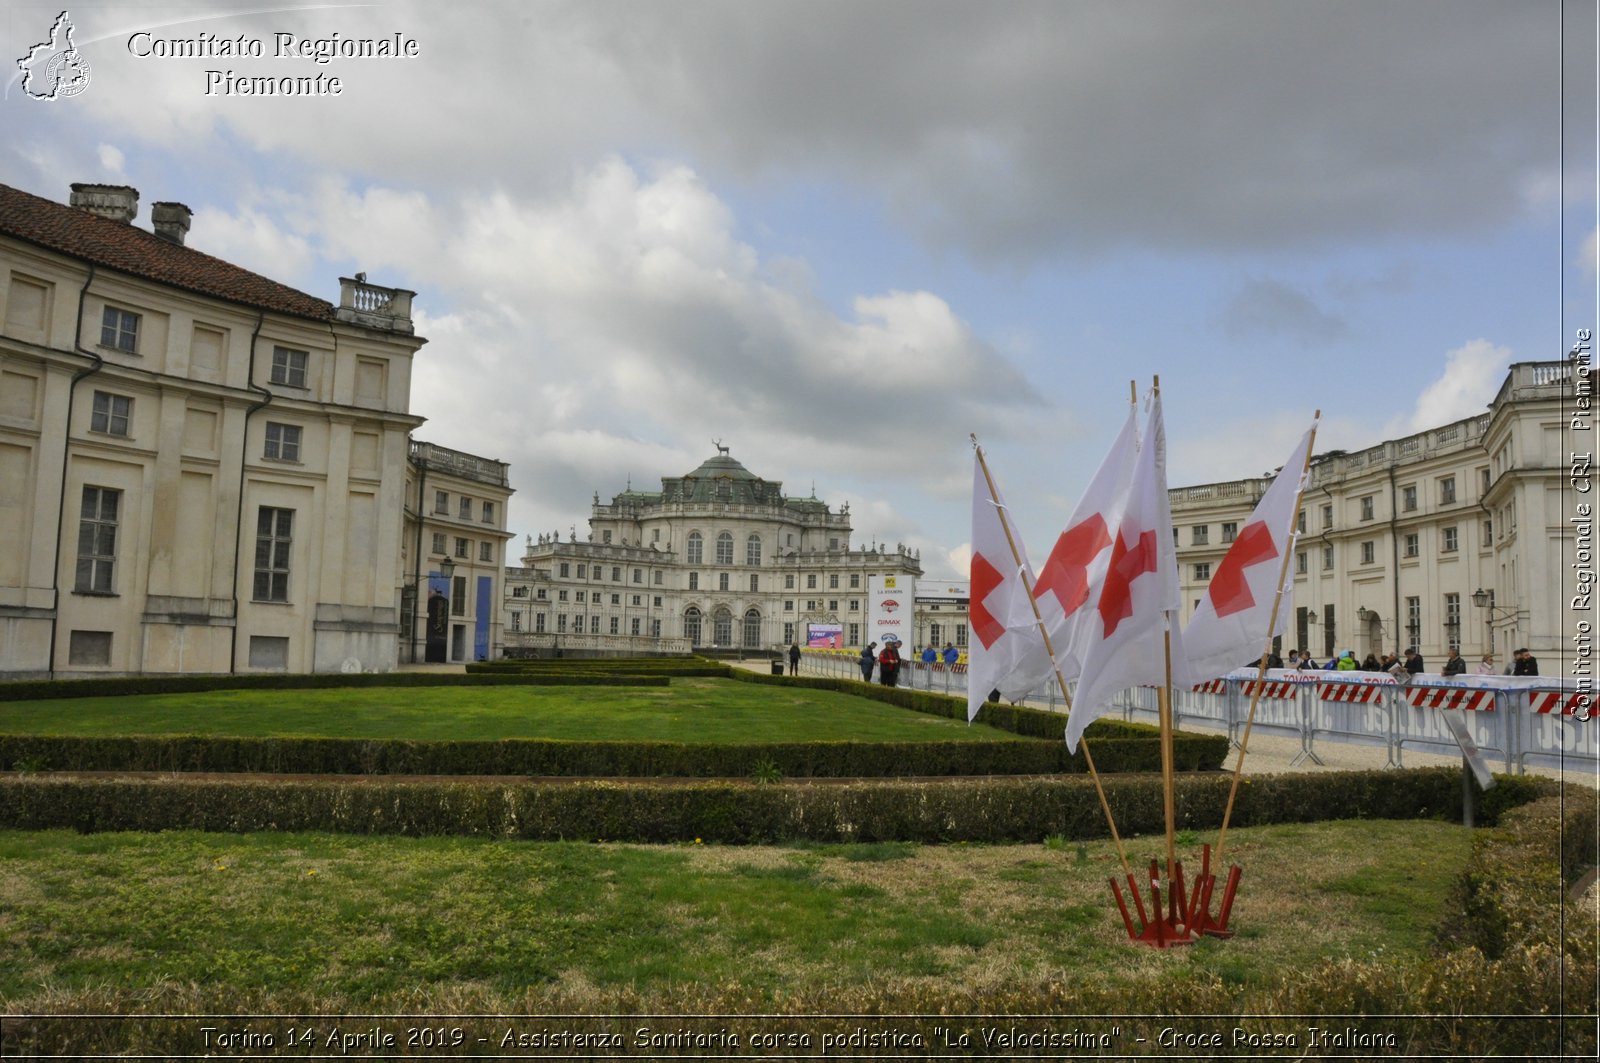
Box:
[1470,588,1515,655]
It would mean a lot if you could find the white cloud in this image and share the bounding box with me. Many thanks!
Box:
[1389,339,1513,437]
[95,144,125,177]
[190,204,315,284]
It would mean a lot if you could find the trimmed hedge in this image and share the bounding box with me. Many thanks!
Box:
[0,728,1214,779]
[0,766,1534,843]
[0,671,665,702]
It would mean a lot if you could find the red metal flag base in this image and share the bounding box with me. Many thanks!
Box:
[1110,847,1242,946]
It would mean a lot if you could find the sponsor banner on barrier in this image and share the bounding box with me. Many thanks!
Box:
[1242,679,1300,700]
[1316,681,1384,704]
[1403,686,1497,712]
[1529,691,1592,717]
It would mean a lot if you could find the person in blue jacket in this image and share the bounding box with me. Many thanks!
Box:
[859,642,876,682]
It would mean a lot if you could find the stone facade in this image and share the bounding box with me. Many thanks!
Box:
[1171,360,1582,672]
[0,181,439,677]
[503,448,928,656]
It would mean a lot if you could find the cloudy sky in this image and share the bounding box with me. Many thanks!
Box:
[4,1,1596,577]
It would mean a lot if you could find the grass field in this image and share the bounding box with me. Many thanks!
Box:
[0,678,1020,744]
[0,819,1471,1008]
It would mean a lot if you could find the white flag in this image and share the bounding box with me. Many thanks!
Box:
[1179,420,1316,684]
[967,450,1046,722]
[1066,390,1181,753]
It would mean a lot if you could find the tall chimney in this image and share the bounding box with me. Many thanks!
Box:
[69,183,138,223]
[151,201,192,246]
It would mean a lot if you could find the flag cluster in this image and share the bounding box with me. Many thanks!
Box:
[970,393,1315,751]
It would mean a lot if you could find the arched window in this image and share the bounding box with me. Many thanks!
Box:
[684,606,702,646]
[686,531,703,564]
[746,534,762,566]
[742,608,762,649]
[715,531,734,566]
[712,606,733,647]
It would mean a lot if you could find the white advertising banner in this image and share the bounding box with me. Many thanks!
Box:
[868,574,915,649]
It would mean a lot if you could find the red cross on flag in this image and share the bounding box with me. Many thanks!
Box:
[967,449,1047,722]
[1178,420,1316,685]
[1066,390,1182,753]
[1003,403,1141,699]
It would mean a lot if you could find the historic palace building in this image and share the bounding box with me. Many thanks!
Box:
[0,181,503,677]
[1171,359,1582,673]
[503,448,926,655]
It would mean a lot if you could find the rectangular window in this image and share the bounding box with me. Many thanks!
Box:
[1406,596,1421,646]
[90,391,132,436]
[248,635,289,670]
[785,574,795,589]
[688,572,699,591]
[100,306,140,352]
[575,591,586,604]
[1445,592,1461,645]
[459,496,473,519]
[1296,511,1306,533]
[451,575,466,617]
[75,486,120,593]
[631,595,641,606]
[1321,504,1333,530]
[749,574,759,592]
[576,564,586,579]
[1220,522,1237,544]
[1441,526,1459,553]
[1440,476,1456,504]
[68,629,113,666]
[558,590,568,602]
[828,599,838,611]
[510,611,521,632]
[535,612,546,633]
[829,574,839,589]
[610,594,620,606]
[602,530,612,544]
[1322,544,1333,570]
[434,490,449,515]
[1401,485,1417,512]
[559,563,569,578]
[1193,563,1211,581]
[1481,519,1492,548]
[454,537,469,558]
[482,501,495,524]
[253,506,293,601]
[633,568,642,583]
[653,596,661,607]
[557,615,567,634]
[806,574,817,589]
[1360,541,1375,565]
[651,619,661,638]
[479,541,493,563]
[654,571,662,585]
[631,617,641,636]
[849,599,859,611]
[849,574,860,589]
[1403,533,1419,558]
[263,422,301,461]
[1296,551,1307,575]
[784,622,795,644]
[431,532,446,555]
[610,617,620,635]
[848,623,859,644]
[718,573,730,591]
[270,346,308,387]
[590,615,600,634]
[955,624,967,648]
[612,566,621,582]
[1360,496,1374,521]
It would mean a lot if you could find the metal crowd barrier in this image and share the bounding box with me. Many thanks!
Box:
[795,652,1595,777]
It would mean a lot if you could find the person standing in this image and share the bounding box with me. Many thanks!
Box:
[942,642,960,667]
[1442,648,1466,676]
[859,642,876,682]
[1476,654,1497,675]
[788,642,801,676]
[1513,648,1539,676]
[1403,647,1425,674]
[878,640,900,687]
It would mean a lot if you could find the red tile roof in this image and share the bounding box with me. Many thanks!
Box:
[0,182,333,321]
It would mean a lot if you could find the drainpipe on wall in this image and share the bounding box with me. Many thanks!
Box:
[1388,464,1403,658]
[46,263,103,678]
[227,311,272,673]
[410,445,427,663]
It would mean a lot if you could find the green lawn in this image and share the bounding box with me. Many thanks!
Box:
[0,819,1470,1008]
[0,678,1020,744]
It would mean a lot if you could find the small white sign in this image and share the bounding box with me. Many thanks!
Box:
[1438,710,1496,790]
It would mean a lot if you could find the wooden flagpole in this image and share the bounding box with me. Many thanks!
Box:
[1213,412,1321,865]
[971,433,1135,882]
[1152,376,1179,876]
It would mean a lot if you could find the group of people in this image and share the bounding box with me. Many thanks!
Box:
[854,640,959,686]
[1277,646,1538,677]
